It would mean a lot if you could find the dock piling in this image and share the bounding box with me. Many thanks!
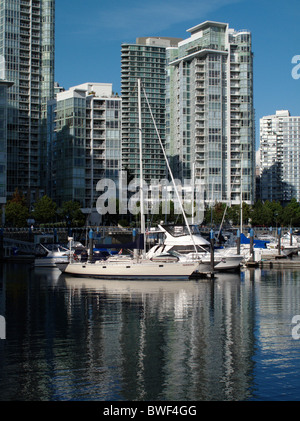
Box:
[237,229,240,255]
[278,227,282,256]
[88,229,93,262]
[210,229,214,272]
[250,228,254,262]
[0,228,3,261]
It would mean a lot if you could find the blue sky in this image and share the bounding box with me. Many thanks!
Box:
[55,0,300,150]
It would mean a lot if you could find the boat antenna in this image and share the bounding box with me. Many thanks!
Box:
[141,82,198,254]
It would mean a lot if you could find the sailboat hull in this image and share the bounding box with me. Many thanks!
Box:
[56,260,199,280]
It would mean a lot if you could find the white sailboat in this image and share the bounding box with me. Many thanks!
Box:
[56,79,200,280]
[56,258,199,280]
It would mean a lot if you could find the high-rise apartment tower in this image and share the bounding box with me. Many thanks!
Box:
[0,79,13,223]
[50,83,122,223]
[166,21,255,205]
[260,110,300,203]
[0,0,55,204]
[121,37,182,183]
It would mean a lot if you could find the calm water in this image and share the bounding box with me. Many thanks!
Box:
[0,263,300,401]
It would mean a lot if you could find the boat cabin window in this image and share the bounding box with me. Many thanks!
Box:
[169,245,207,253]
[162,225,201,237]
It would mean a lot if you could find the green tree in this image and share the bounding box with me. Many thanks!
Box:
[241,202,252,225]
[250,200,283,227]
[264,200,283,226]
[281,198,300,226]
[60,201,85,227]
[204,202,227,226]
[251,200,271,226]
[213,202,227,225]
[5,189,29,227]
[33,195,57,224]
[226,205,240,226]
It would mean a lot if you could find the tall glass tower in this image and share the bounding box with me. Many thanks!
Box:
[0,0,55,204]
[0,79,13,223]
[166,21,255,206]
[121,37,182,183]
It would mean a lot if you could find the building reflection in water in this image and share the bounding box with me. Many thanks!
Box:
[2,265,300,401]
[49,271,257,401]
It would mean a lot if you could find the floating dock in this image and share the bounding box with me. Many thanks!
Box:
[244,253,300,269]
[259,258,300,269]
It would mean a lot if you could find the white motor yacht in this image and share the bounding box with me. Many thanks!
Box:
[266,232,300,255]
[34,244,70,268]
[147,225,243,272]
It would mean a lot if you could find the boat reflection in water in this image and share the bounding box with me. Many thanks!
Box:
[55,270,255,401]
[3,265,300,401]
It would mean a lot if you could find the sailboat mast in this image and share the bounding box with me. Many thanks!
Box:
[138,79,146,256]
[240,151,243,234]
[192,162,195,225]
[142,83,198,254]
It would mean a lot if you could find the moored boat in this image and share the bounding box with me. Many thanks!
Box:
[56,258,200,280]
[34,244,70,267]
[56,79,203,281]
[147,225,243,272]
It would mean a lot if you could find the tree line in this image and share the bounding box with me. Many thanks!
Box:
[204,198,300,228]
[3,189,300,228]
[2,189,86,228]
